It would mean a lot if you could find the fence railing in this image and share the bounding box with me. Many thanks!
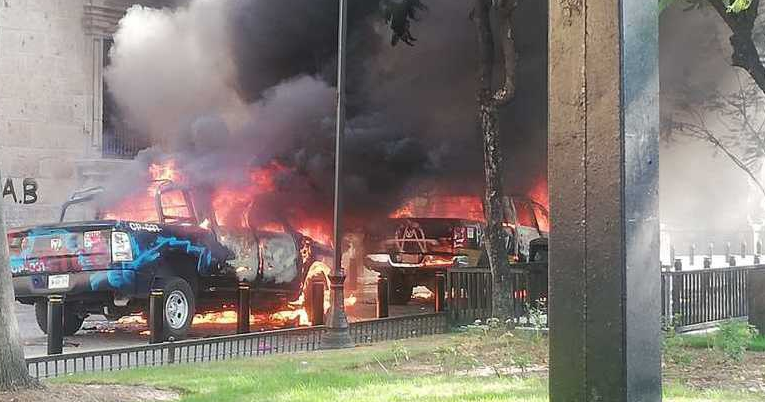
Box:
[350,312,448,344]
[662,265,751,331]
[27,312,446,380]
[446,263,548,326]
[102,119,150,159]
[446,268,493,325]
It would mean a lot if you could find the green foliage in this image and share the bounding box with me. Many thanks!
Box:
[659,0,752,13]
[663,313,683,332]
[390,342,410,366]
[510,352,533,375]
[714,321,758,361]
[662,319,696,367]
[659,0,679,12]
[726,0,753,12]
[663,333,694,366]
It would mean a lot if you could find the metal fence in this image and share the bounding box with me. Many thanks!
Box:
[446,268,493,325]
[350,312,448,344]
[446,263,548,326]
[102,119,150,159]
[662,265,751,332]
[26,312,446,380]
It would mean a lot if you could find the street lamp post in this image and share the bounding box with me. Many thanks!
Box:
[323,0,353,349]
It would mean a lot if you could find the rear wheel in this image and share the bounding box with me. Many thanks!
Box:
[34,301,86,336]
[159,277,195,341]
[387,271,414,305]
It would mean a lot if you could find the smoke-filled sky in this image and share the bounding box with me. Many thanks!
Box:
[103,0,548,228]
[659,3,764,232]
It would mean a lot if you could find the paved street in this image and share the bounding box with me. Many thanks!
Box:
[18,283,435,358]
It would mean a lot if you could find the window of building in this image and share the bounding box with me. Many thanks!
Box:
[102,39,150,159]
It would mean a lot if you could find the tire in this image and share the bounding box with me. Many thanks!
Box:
[34,301,85,336]
[159,277,195,341]
[387,271,414,305]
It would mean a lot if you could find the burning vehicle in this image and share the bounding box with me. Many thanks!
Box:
[9,179,333,340]
[364,195,548,304]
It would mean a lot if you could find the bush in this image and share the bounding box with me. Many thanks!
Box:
[714,321,757,361]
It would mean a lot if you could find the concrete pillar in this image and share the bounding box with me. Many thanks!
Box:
[548,0,661,399]
[749,269,765,335]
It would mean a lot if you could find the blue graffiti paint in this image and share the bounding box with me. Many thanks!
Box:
[11,222,219,295]
[10,229,78,274]
[119,235,210,274]
[107,269,135,289]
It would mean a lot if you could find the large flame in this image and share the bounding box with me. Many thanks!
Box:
[389,178,550,230]
[390,195,485,221]
[101,159,333,245]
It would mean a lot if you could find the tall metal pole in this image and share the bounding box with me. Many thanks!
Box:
[323,0,353,349]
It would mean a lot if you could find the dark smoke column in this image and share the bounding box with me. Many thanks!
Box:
[323,0,353,349]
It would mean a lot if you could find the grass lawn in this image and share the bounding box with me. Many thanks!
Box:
[58,328,762,402]
[679,332,765,352]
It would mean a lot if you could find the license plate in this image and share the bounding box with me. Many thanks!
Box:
[48,274,69,290]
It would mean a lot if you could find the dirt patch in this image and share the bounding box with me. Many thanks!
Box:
[0,384,179,402]
[664,348,765,394]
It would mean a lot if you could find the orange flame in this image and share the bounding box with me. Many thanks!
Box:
[390,195,484,221]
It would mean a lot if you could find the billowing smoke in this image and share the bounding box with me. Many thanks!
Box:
[660,4,759,233]
[103,0,548,232]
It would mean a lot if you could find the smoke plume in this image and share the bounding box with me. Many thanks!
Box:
[103,0,548,230]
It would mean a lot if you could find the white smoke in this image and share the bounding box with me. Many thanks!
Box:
[106,2,246,139]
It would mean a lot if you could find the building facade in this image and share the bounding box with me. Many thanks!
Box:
[0,0,157,227]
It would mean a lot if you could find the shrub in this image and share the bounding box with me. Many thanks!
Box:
[714,321,757,361]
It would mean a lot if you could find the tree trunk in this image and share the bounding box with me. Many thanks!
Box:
[473,0,517,319]
[0,175,36,390]
[707,0,765,95]
[480,100,513,317]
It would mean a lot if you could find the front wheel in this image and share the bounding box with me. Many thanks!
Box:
[159,277,195,341]
[34,301,85,336]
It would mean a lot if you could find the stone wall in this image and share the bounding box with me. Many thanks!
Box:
[0,0,96,226]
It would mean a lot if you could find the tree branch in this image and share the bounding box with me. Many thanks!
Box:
[679,110,765,198]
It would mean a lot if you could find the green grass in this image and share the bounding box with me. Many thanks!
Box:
[679,333,765,352]
[58,334,757,402]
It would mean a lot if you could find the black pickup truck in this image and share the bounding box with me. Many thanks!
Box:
[9,181,331,340]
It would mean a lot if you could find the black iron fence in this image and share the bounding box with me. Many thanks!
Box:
[662,265,751,332]
[26,312,446,380]
[446,263,548,326]
[446,268,493,325]
[350,312,448,344]
[102,119,150,159]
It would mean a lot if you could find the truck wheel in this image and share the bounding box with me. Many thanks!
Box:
[388,272,414,305]
[160,277,195,341]
[34,301,85,336]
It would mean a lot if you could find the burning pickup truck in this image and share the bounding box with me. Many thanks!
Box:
[364,195,548,304]
[9,181,331,340]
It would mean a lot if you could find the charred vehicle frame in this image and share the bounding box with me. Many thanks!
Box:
[364,195,548,304]
[10,181,331,340]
